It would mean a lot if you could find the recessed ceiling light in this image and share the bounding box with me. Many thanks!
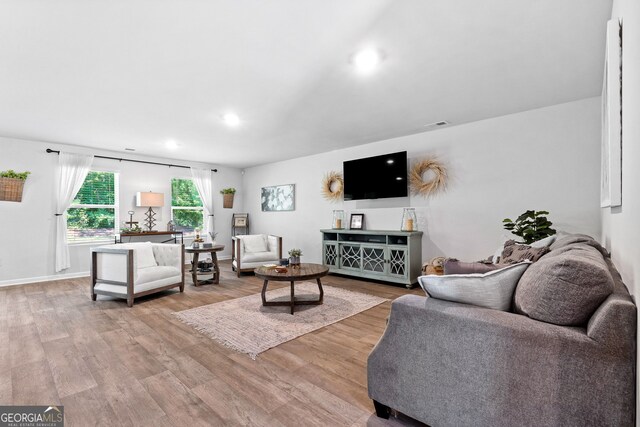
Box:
[396,177,403,181]
[386,159,394,164]
[165,140,178,150]
[223,113,241,127]
[353,48,381,73]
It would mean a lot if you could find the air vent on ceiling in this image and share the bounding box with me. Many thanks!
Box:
[124,148,136,151]
[423,120,449,130]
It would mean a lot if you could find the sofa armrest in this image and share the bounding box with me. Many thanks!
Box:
[368,295,634,426]
[91,247,135,283]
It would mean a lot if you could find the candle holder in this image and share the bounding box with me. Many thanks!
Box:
[401,208,417,231]
[332,210,345,229]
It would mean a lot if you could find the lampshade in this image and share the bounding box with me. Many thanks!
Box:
[136,191,164,208]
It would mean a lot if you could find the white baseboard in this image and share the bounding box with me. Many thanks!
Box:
[0,256,232,288]
[0,271,90,288]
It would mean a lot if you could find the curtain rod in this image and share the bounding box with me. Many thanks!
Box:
[45,148,218,172]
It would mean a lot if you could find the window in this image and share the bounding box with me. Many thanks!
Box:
[171,178,204,234]
[67,171,119,243]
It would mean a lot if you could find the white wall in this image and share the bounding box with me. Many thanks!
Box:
[0,137,243,285]
[602,1,640,424]
[243,97,601,264]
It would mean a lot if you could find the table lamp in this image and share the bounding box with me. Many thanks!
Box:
[136,191,164,231]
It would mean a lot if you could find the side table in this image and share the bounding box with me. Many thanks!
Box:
[185,245,225,286]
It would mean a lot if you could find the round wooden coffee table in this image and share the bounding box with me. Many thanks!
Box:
[254,263,329,315]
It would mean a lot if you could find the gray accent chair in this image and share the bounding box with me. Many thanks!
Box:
[368,238,636,426]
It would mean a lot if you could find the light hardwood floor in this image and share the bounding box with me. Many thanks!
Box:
[1,260,427,426]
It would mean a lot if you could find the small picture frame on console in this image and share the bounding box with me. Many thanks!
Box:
[350,214,364,230]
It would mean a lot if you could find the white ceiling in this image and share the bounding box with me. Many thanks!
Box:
[0,0,612,168]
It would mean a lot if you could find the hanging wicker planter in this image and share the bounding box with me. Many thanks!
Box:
[409,158,447,197]
[0,177,26,202]
[223,193,234,208]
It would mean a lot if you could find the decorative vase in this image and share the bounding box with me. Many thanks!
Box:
[223,193,234,208]
[332,210,345,229]
[289,256,300,266]
[401,208,417,231]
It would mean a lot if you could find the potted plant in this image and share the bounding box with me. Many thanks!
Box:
[220,188,236,208]
[503,210,556,244]
[288,248,303,266]
[0,170,30,202]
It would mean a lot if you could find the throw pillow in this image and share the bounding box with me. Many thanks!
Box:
[118,242,157,269]
[500,240,549,264]
[443,259,505,275]
[514,245,614,326]
[418,262,531,311]
[242,235,268,253]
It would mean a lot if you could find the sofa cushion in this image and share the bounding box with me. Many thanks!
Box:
[443,259,504,275]
[242,235,268,253]
[242,251,279,263]
[418,262,531,311]
[500,240,550,264]
[514,245,614,326]
[136,266,181,285]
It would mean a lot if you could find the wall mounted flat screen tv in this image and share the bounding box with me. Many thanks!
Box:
[343,151,408,200]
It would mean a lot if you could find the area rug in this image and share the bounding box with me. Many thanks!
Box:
[173,282,387,359]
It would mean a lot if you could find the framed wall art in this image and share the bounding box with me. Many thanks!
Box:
[261,184,295,212]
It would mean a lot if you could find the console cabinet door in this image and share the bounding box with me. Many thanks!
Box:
[360,244,387,276]
[339,243,362,271]
[387,246,409,279]
[323,242,339,267]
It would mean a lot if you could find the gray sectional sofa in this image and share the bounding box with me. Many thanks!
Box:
[367,234,636,426]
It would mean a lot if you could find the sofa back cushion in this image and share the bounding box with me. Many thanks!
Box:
[514,244,614,326]
[242,235,269,253]
[117,242,157,269]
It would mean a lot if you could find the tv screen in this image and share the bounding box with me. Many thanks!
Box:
[343,151,408,200]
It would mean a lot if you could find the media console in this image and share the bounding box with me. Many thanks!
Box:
[320,229,423,288]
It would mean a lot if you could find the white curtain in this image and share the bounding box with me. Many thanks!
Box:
[55,152,94,272]
[190,167,215,236]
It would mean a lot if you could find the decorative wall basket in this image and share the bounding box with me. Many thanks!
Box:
[223,193,234,209]
[409,158,447,197]
[321,171,343,202]
[0,177,26,202]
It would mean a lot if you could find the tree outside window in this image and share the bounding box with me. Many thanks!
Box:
[67,171,119,242]
[171,178,204,233]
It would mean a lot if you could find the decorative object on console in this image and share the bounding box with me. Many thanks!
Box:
[0,169,30,202]
[261,184,295,211]
[400,208,417,231]
[220,187,236,208]
[409,157,447,197]
[502,209,556,244]
[288,248,302,266]
[332,210,345,229]
[166,219,176,231]
[321,171,344,202]
[350,213,364,230]
[136,191,164,231]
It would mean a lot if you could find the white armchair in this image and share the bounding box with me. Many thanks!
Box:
[232,234,282,277]
[91,242,185,307]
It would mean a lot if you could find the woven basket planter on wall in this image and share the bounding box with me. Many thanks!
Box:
[223,193,235,209]
[0,177,26,202]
